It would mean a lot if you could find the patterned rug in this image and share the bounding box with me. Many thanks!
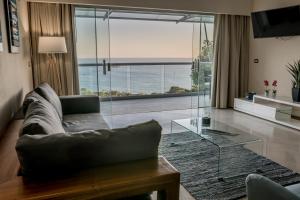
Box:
[159,132,300,200]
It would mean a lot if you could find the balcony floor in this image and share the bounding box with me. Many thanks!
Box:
[102,95,210,115]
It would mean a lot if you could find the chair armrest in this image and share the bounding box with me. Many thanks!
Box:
[59,95,100,115]
[246,174,300,200]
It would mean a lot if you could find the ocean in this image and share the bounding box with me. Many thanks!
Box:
[78,58,203,95]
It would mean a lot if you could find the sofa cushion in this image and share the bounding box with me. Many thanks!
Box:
[63,113,109,132]
[246,174,300,200]
[16,120,162,176]
[22,91,45,115]
[35,83,63,120]
[21,97,65,136]
[60,95,100,115]
[286,183,300,197]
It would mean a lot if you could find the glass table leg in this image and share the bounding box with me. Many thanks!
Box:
[216,146,225,181]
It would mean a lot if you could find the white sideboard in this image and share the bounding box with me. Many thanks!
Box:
[234,95,300,131]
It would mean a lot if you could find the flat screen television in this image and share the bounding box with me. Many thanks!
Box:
[251,5,300,38]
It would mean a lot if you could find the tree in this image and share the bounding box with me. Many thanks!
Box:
[191,40,213,91]
[200,40,214,62]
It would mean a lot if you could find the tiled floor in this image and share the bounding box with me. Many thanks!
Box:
[110,109,195,134]
[102,95,210,115]
[105,103,300,200]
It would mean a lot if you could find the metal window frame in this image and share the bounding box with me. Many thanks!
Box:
[75,6,214,24]
[78,62,196,67]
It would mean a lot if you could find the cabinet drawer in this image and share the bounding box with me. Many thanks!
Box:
[235,98,278,118]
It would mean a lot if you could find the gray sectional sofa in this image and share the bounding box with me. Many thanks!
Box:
[16,83,162,176]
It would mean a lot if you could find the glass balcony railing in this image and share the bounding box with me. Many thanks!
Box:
[78,62,212,99]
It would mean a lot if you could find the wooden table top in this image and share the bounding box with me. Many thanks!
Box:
[0,157,180,200]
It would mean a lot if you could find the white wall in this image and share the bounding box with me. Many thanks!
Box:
[29,0,252,16]
[249,0,300,97]
[0,0,33,134]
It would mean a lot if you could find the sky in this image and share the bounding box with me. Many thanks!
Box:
[75,16,214,60]
[110,19,193,58]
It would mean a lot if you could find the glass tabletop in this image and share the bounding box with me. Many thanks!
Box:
[172,118,262,148]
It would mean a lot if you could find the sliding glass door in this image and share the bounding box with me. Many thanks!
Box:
[75,7,214,117]
[191,16,214,118]
[74,8,112,127]
[96,9,112,126]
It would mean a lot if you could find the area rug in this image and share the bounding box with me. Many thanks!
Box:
[159,132,300,200]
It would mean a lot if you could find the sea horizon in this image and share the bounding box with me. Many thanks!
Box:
[78,57,193,64]
[78,57,201,95]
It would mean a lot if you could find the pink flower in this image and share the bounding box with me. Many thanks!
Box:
[272,80,277,87]
[264,80,269,87]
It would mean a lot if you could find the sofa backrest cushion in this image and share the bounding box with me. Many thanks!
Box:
[21,96,65,136]
[22,91,46,115]
[35,83,63,120]
[16,120,162,176]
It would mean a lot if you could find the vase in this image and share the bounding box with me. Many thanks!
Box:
[292,88,300,102]
[264,90,270,97]
[272,90,277,98]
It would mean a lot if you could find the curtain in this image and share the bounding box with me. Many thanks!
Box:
[28,2,79,95]
[211,14,250,108]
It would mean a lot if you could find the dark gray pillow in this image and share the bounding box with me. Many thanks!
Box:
[35,83,63,120]
[22,91,46,115]
[16,120,162,176]
[21,97,65,136]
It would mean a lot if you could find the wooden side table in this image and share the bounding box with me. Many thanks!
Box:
[0,157,180,200]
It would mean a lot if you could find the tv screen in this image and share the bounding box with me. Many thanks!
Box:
[251,5,300,38]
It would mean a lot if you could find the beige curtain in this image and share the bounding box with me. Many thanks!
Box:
[211,14,250,108]
[28,2,79,95]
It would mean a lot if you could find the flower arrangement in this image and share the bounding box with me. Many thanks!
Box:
[264,80,270,96]
[272,80,277,97]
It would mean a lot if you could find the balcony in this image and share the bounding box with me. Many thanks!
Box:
[78,61,212,114]
[78,61,212,98]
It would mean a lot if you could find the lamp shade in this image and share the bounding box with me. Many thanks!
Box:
[38,36,67,54]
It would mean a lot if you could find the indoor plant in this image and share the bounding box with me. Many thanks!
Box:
[287,60,300,102]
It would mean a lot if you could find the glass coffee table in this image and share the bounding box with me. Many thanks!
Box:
[171,118,264,180]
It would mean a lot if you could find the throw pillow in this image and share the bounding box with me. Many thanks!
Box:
[35,82,63,120]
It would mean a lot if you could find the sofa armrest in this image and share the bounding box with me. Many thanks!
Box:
[246,174,300,200]
[59,95,100,115]
[16,120,162,176]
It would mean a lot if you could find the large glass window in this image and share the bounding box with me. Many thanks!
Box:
[74,8,214,113]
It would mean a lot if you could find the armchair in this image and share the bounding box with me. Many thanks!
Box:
[246,174,300,200]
